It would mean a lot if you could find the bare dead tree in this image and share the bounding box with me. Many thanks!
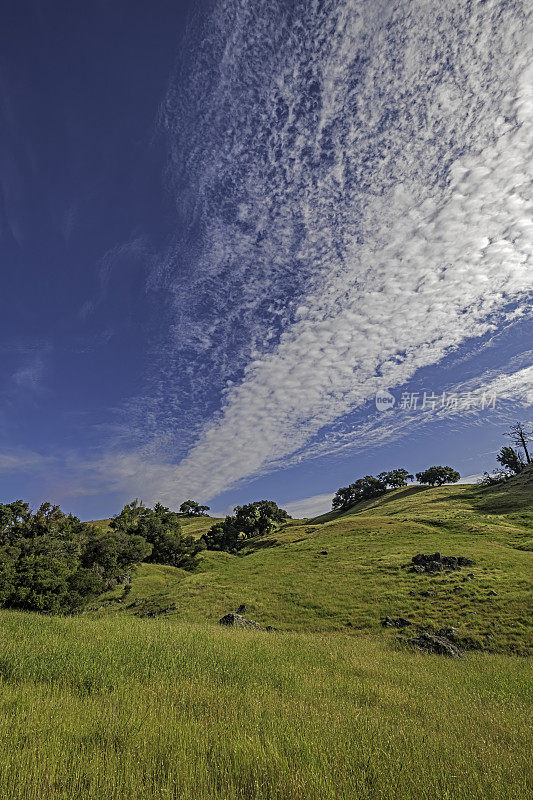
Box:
[506,422,532,465]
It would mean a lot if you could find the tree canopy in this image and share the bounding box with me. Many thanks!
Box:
[110,501,204,570]
[377,468,414,488]
[415,466,461,487]
[506,422,532,465]
[0,501,151,613]
[0,497,207,614]
[179,500,210,517]
[331,464,461,511]
[496,446,525,476]
[201,501,290,553]
[332,475,387,511]
[478,423,532,485]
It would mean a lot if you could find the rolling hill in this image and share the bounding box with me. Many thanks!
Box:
[0,472,531,799]
[90,474,533,655]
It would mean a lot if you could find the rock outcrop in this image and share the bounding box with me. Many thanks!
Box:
[404,631,463,658]
[218,612,264,629]
[409,553,475,573]
[381,616,413,628]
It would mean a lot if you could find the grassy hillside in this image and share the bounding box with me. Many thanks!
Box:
[178,514,224,536]
[92,478,533,654]
[0,611,530,800]
[1,476,531,799]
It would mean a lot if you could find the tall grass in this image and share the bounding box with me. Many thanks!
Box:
[0,611,530,800]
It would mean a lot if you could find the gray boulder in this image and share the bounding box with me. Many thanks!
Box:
[404,632,463,658]
[382,616,413,628]
[410,553,475,573]
[218,613,264,630]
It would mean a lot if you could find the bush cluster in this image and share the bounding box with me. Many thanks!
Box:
[201,501,290,553]
[0,501,151,613]
[0,499,204,614]
[110,500,204,570]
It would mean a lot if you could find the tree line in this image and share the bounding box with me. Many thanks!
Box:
[0,500,204,614]
[2,422,528,614]
[0,496,291,613]
[201,500,290,553]
[332,465,461,512]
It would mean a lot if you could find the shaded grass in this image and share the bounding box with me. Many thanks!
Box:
[0,611,531,800]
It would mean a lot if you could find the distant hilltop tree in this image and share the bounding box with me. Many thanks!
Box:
[332,476,387,511]
[479,422,532,485]
[331,468,415,512]
[505,422,532,465]
[179,500,210,517]
[377,468,414,488]
[415,466,460,487]
[202,500,290,553]
[496,445,525,476]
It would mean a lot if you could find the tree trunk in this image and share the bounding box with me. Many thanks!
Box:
[520,434,531,464]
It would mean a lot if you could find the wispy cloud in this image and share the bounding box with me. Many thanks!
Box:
[148,0,533,500]
[79,236,154,319]
[1,340,51,399]
[282,364,533,467]
[0,449,54,474]
[284,492,335,519]
[29,362,527,507]
[11,1,531,511]
[11,356,46,393]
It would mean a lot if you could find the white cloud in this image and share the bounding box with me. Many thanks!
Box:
[0,449,54,474]
[284,492,335,519]
[287,365,533,466]
[457,474,484,485]
[42,362,528,507]
[11,357,46,393]
[148,0,533,500]
[12,1,530,511]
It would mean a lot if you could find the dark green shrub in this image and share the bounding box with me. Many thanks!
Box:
[202,501,290,553]
[0,501,152,613]
[110,501,204,570]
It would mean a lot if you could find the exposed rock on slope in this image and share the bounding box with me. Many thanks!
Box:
[409,553,475,573]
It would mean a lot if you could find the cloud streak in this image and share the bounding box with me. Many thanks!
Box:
[35,360,528,509]
[150,0,533,500]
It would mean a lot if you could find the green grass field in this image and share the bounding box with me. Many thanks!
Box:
[1,472,531,798]
[93,474,533,655]
[0,612,531,800]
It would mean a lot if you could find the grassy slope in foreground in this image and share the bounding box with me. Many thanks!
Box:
[0,611,531,800]
[94,474,533,654]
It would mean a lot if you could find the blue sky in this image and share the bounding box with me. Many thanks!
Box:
[1,0,532,520]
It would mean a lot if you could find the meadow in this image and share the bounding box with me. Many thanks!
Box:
[0,473,531,799]
[0,611,531,800]
[94,480,533,654]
